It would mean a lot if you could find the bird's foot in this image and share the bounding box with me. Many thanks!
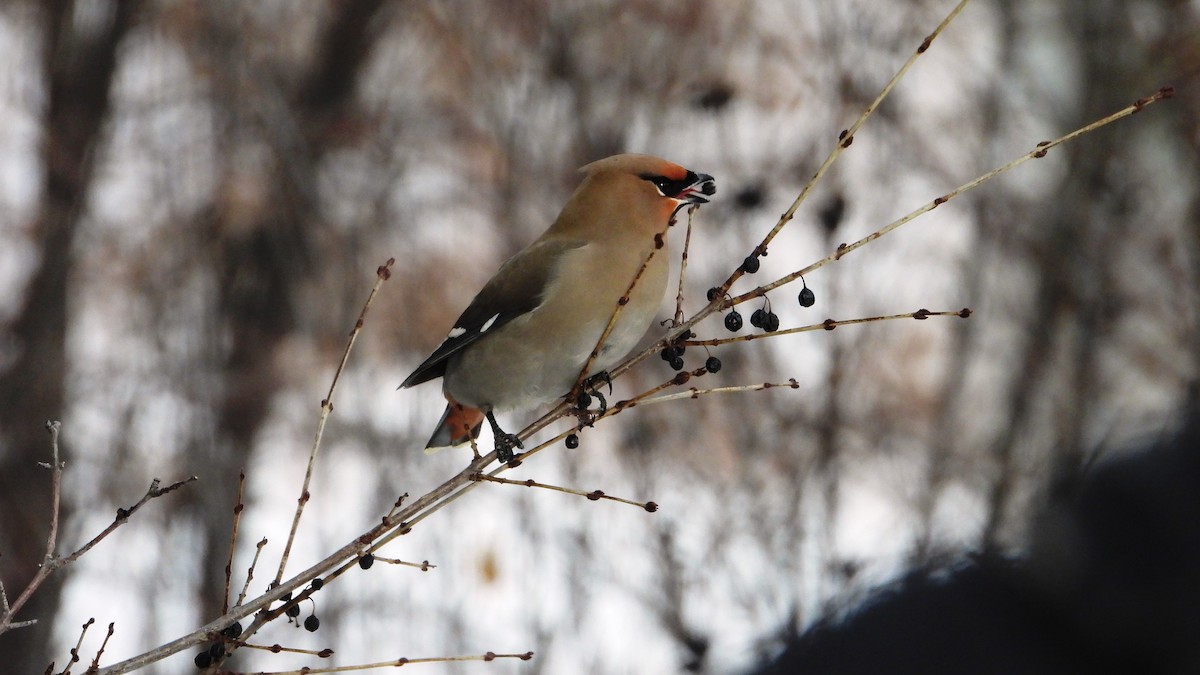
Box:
[494,432,524,464]
[485,410,523,463]
[584,371,614,398]
[572,372,611,426]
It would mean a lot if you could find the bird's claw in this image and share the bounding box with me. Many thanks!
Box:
[584,371,614,397]
[495,432,524,463]
[572,372,611,425]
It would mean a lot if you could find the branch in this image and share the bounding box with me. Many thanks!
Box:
[223,471,247,615]
[60,616,94,675]
[673,206,699,326]
[274,259,395,586]
[61,476,197,572]
[236,538,270,609]
[88,621,117,672]
[371,556,436,571]
[1,421,65,635]
[224,651,535,674]
[472,473,658,512]
[685,308,972,347]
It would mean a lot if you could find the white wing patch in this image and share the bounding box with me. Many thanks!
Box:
[480,313,500,333]
[447,326,467,338]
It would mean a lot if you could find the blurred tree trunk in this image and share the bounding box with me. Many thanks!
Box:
[0,1,139,670]
[181,0,388,623]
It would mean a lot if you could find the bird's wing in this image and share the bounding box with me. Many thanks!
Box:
[400,238,587,388]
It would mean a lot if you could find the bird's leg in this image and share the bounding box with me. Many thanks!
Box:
[486,410,523,463]
[571,371,612,428]
[584,371,612,416]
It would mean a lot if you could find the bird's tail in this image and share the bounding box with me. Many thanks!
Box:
[424,399,485,453]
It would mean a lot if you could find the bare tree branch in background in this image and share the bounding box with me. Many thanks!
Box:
[0,2,141,670]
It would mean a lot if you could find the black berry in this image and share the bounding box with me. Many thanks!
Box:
[576,391,592,409]
[304,615,320,632]
[669,356,685,371]
[311,578,323,590]
[707,287,722,302]
[724,310,743,332]
[741,255,760,274]
[750,308,765,328]
[763,312,780,332]
[565,434,579,449]
[222,621,243,638]
[208,643,226,658]
[705,356,722,373]
[359,553,375,570]
[661,345,684,361]
[194,652,212,669]
[799,287,816,307]
[286,604,300,618]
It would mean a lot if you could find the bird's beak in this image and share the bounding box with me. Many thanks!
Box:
[676,171,717,205]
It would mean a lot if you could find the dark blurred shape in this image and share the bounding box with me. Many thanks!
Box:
[734,183,766,211]
[693,82,735,112]
[818,193,846,235]
[752,419,1200,675]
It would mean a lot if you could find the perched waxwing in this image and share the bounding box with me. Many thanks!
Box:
[401,154,716,461]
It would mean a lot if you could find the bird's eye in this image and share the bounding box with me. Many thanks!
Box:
[641,172,695,197]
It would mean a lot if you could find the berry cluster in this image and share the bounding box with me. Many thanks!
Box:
[660,343,687,371]
[715,274,816,336]
[750,308,780,332]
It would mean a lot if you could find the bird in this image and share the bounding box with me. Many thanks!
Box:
[400,153,716,462]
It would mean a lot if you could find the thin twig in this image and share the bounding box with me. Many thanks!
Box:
[60,617,94,675]
[685,309,972,347]
[88,622,116,671]
[223,471,247,615]
[236,538,269,609]
[60,477,196,570]
[617,380,802,409]
[472,473,658,511]
[44,420,64,560]
[673,206,697,326]
[275,258,395,586]
[617,368,711,408]
[0,422,64,634]
[371,556,436,571]
[384,493,409,520]
[233,640,334,657]
[224,651,535,674]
